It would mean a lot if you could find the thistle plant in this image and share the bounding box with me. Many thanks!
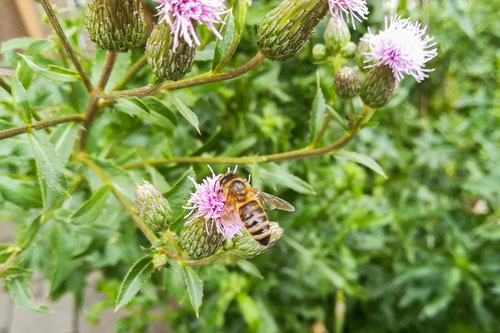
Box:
[0,0,439,326]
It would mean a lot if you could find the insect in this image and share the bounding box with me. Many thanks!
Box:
[218,171,295,245]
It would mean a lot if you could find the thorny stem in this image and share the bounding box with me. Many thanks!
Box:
[39,0,93,93]
[0,76,12,95]
[99,51,266,100]
[0,114,84,141]
[123,105,375,169]
[78,52,117,151]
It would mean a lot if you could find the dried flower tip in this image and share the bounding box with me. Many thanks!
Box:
[153,0,228,50]
[334,66,360,99]
[135,181,172,232]
[362,16,438,83]
[327,0,368,29]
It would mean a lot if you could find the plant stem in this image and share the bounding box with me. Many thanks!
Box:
[78,52,117,151]
[99,51,266,100]
[79,153,159,245]
[39,0,93,93]
[0,115,84,141]
[111,55,148,91]
[123,105,374,168]
[0,76,12,95]
[311,112,332,147]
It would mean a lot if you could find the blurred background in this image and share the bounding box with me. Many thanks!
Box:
[1,0,500,332]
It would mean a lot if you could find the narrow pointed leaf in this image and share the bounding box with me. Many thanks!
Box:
[181,265,203,314]
[335,150,387,179]
[116,256,154,309]
[71,185,111,225]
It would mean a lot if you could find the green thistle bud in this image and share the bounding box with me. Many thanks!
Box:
[257,0,329,61]
[145,23,196,80]
[324,15,350,55]
[179,218,225,259]
[342,42,357,59]
[334,67,360,99]
[312,43,328,62]
[356,34,370,69]
[360,65,397,108]
[135,181,172,232]
[152,252,168,270]
[230,222,284,258]
[85,0,145,52]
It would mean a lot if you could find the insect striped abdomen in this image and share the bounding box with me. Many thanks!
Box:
[239,200,271,245]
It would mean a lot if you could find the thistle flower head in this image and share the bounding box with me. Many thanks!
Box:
[153,0,228,49]
[362,16,438,84]
[183,168,243,239]
[327,0,369,29]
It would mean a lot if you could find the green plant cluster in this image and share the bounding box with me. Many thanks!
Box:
[0,0,499,332]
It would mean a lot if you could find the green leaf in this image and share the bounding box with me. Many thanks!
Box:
[1,37,34,53]
[325,105,348,130]
[11,65,32,123]
[335,150,388,179]
[116,256,154,309]
[19,54,81,82]
[164,168,195,223]
[259,163,315,195]
[168,94,200,134]
[181,265,203,314]
[71,185,111,225]
[0,175,42,208]
[17,216,42,249]
[309,71,326,143]
[445,0,474,37]
[236,293,260,329]
[7,278,50,313]
[213,13,236,72]
[115,98,176,132]
[236,260,264,280]
[50,123,80,163]
[28,131,67,193]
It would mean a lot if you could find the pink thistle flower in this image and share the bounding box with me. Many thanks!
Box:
[362,16,438,84]
[183,168,243,239]
[153,0,228,49]
[328,0,369,29]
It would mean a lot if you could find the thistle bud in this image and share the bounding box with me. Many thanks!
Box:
[152,252,168,269]
[145,23,196,80]
[324,15,350,55]
[257,0,329,61]
[230,222,284,258]
[313,43,328,62]
[360,65,397,108]
[334,67,360,99]
[85,0,145,52]
[135,181,172,232]
[355,34,370,69]
[179,218,225,259]
[342,42,357,59]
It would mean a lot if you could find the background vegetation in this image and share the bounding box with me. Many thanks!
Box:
[1,0,499,332]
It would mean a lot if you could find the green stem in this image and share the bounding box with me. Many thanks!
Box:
[79,153,159,245]
[99,51,266,100]
[123,105,374,169]
[0,114,84,141]
[39,0,93,93]
[0,76,12,95]
[78,52,117,151]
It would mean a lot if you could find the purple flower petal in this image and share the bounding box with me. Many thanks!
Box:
[328,0,369,29]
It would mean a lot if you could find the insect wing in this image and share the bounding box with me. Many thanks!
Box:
[220,195,241,226]
[254,190,295,212]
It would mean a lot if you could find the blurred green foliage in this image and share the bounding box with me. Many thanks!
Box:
[1,0,500,332]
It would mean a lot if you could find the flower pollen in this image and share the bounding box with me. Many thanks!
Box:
[328,0,369,29]
[362,16,438,84]
[153,0,228,49]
